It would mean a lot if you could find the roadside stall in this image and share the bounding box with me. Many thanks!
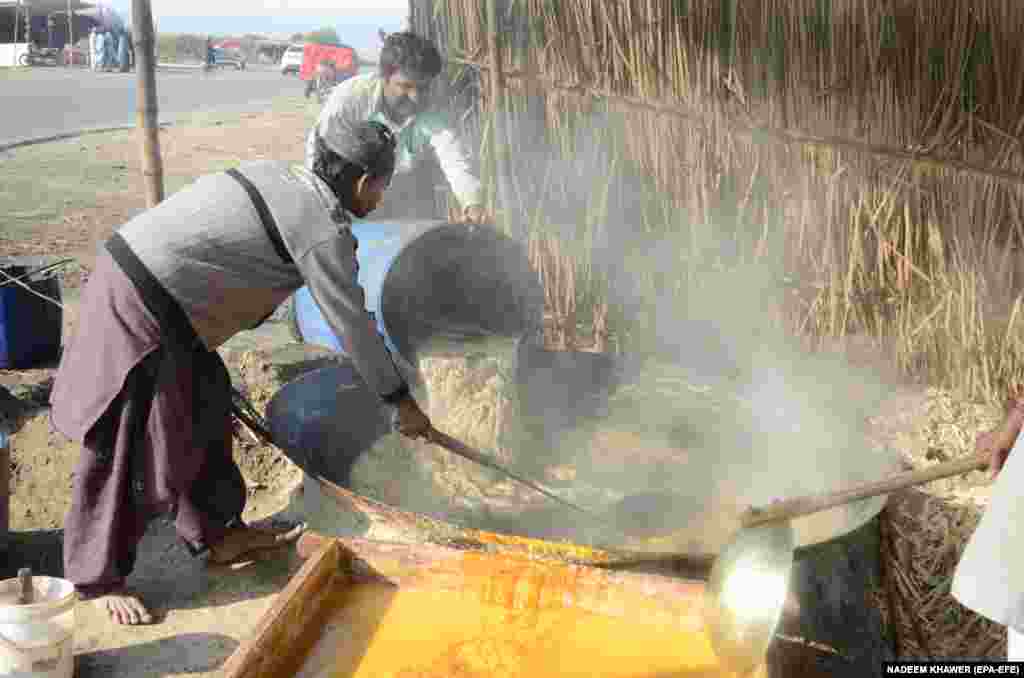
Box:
[0,0,95,66]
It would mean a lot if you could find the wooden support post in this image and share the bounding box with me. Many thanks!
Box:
[131,0,164,206]
[67,1,74,54]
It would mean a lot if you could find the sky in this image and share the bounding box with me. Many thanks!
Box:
[100,1,408,51]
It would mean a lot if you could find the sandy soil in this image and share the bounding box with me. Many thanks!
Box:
[0,299,309,677]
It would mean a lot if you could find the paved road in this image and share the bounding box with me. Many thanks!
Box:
[0,65,310,147]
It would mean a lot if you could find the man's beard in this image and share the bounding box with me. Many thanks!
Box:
[385,94,419,120]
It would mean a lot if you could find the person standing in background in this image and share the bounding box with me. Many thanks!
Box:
[103,27,115,71]
[89,27,98,71]
[117,28,129,72]
[126,28,135,70]
[92,27,104,71]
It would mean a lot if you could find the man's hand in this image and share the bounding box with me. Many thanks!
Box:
[395,395,432,440]
[979,430,1012,479]
[978,402,1024,479]
[461,204,487,224]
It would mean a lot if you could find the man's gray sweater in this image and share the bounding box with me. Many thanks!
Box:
[117,160,406,400]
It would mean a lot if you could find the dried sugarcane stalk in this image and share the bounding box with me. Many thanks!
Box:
[948,613,986,654]
[593,301,609,352]
[550,237,567,349]
[435,0,1024,403]
[563,244,577,350]
[974,632,1007,661]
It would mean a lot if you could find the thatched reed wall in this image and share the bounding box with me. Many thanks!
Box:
[413,0,1024,401]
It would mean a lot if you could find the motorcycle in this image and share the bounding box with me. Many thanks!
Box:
[18,45,60,67]
[300,44,357,104]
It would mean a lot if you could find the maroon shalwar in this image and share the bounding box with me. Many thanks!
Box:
[51,248,246,596]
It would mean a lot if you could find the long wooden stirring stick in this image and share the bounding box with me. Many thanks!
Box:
[738,452,988,529]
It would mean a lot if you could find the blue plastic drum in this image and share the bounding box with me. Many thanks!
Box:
[293,220,543,370]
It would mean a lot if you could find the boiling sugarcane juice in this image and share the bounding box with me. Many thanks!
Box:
[300,581,766,678]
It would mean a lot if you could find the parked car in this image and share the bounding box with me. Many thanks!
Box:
[280,43,305,75]
[212,48,246,70]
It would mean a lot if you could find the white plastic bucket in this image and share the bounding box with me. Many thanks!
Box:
[0,576,76,677]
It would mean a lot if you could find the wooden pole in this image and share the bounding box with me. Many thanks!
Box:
[67,1,73,54]
[131,0,164,206]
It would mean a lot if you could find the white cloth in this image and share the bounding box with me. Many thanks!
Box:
[304,72,483,210]
[1009,628,1024,660]
[952,433,1024,633]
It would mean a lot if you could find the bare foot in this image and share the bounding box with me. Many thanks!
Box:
[208,522,305,565]
[89,588,154,626]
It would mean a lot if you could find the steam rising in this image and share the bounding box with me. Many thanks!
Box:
[491,100,904,551]
[331,106,906,555]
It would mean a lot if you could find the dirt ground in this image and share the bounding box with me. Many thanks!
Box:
[0,94,1011,673]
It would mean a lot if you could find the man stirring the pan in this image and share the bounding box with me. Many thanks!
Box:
[952,398,1024,659]
[49,121,433,626]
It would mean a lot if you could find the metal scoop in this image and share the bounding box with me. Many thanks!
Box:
[705,452,988,676]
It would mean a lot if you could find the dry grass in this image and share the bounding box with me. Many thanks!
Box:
[880,493,1006,659]
[420,0,1024,406]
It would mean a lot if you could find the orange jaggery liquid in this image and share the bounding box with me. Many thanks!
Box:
[317,581,763,678]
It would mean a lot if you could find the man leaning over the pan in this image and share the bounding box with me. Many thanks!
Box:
[305,31,486,222]
[49,120,434,626]
[952,397,1024,659]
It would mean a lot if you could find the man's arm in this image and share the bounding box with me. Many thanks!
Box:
[977,398,1024,478]
[297,233,408,403]
[426,122,484,214]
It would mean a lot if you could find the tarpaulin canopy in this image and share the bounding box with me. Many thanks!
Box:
[0,1,93,13]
